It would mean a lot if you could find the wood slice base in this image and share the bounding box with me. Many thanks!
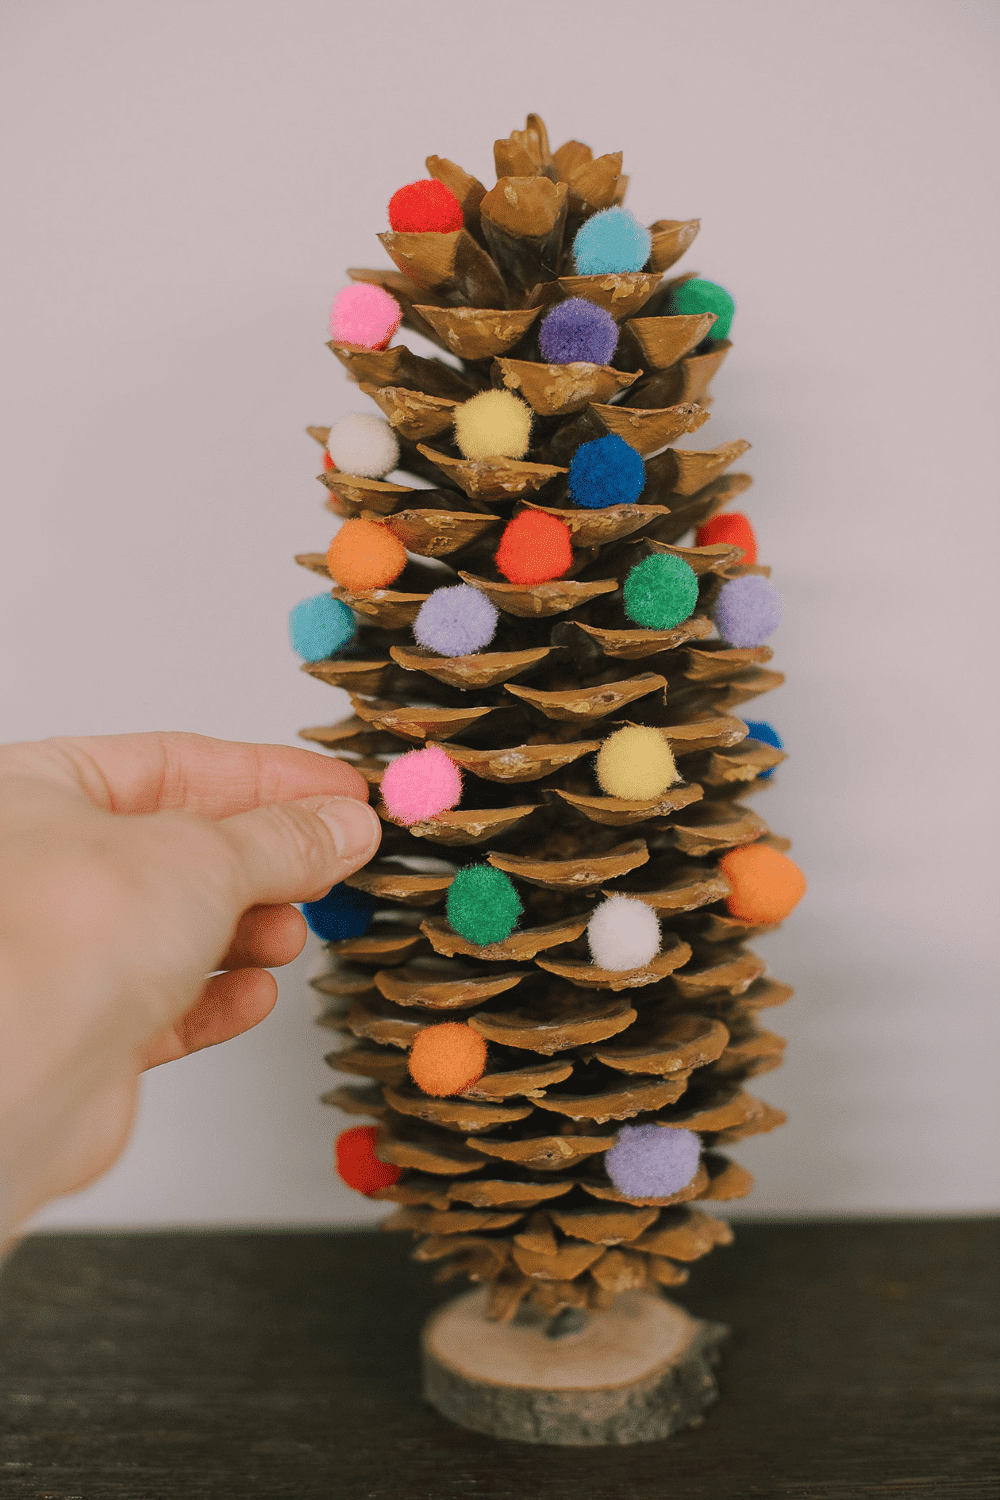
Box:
[421,1287,728,1446]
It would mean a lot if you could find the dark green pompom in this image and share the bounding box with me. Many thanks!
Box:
[670,277,735,341]
[623,554,699,630]
[446,865,522,947]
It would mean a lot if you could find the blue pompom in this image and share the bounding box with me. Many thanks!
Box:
[568,435,646,510]
[743,719,783,781]
[302,882,375,941]
[573,208,652,276]
[538,298,619,365]
[289,593,356,661]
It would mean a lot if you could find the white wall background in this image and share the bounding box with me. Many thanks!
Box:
[1,0,997,1230]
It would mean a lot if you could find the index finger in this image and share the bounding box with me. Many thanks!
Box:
[0,731,370,817]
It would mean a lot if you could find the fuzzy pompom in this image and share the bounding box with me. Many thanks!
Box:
[605,1125,700,1199]
[695,511,757,564]
[335,1125,401,1195]
[453,389,532,461]
[596,725,677,801]
[380,744,462,826]
[573,208,652,276]
[743,719,783,782]
[587,895,660,972]
[330,283,402,350]
[388,179,464,234]
[326,412,399,479]
[670,278,735,341]
[302,882,375,942]
[538,297,619,365]
[446,864,522,947]
[713,575,783,647]
[326,518,407,592]
[413,583,499,657]
[288,592,356,661]
[623,553,699,630]
[495,510,573,585]
[719,844,806,924]
[567,434,646,510]
[408,1022,488,1097]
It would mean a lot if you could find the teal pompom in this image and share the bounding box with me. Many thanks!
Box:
[670,278,735,341]
[573,208,651,276]
[446,865,522,947]
[623,554,699,630]
[289,593,356,660]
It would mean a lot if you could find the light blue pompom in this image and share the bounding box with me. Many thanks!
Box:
[289,593,356,661]
[573,208,652,276]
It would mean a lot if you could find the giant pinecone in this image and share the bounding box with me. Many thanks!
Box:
[300,114,794,1321]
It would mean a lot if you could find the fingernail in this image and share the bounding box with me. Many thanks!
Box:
[315,797,381,862]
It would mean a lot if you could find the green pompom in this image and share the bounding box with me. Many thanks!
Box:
[623,554,699,630]
[670,278,735,341]
[446,865,522,947]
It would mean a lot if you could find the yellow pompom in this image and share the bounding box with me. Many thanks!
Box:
[453,389,532,460]
[596,725,677,800]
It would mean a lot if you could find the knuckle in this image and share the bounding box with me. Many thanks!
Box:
[268,803,336,880]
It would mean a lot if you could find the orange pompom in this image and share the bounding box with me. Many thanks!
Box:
[335,1125,401,1194]
[326,518,407,591]
[495,510,573,585]
[695,511,758,564]
[719,844,806,924]
[409,1022,488,1097]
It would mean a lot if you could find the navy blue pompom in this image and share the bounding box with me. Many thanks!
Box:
[567,434,646,510]
[302,882,375,941]
[743,719,783,781]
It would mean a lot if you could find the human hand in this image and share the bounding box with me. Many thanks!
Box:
[0,731,381,1241]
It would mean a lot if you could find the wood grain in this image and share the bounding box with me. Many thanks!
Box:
[0,1221,996,1497]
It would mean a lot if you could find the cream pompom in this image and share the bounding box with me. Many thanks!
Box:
[587,895,661,972]
[327,412,399,478]
[453,390,532,461]
[596,725,677,800]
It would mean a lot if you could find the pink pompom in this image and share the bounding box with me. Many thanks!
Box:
[330,283,402,350]
[380,745,462,826]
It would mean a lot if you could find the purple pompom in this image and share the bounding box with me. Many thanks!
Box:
[413,583,499,657]
[605,1125,700,1198]
[712,575,784,647]
[538,298,619,366]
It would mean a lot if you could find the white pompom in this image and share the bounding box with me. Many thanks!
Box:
[587,895,660,972]
[327,412,399,478]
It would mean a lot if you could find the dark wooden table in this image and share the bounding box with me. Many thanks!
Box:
[0,1220,996,1499]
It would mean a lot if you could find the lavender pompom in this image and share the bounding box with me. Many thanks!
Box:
[413,583,499,657]
[713,575,784,647]
[605,1125,700,1198]
[538,298,619,366]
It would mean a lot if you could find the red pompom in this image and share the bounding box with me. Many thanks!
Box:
[695,511,758,564]
[323,450,336,472]
[335,1125,401,1195]
[388,179,464,234]
[495,510,573,585]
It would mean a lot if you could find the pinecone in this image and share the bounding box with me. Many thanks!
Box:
[294,113,804,1321]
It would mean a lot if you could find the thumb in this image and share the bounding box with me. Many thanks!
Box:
[216,794,381,908]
